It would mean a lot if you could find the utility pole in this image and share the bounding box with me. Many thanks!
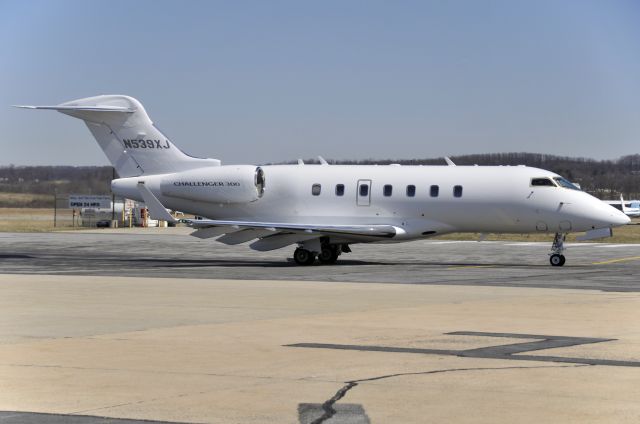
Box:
[53,188,57,228]
[111,167,116,223]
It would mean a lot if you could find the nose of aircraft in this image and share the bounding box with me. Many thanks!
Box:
[598,202,631,227]
[612,208,631,226]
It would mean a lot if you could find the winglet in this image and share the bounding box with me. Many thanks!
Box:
[318,156,329,165]
[444,156,456,166]
[136,182,177,222]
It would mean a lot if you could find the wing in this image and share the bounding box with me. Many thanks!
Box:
[132,182,400,251]
[185,218,400,251]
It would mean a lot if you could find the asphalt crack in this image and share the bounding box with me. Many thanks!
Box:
[309,364,587,424]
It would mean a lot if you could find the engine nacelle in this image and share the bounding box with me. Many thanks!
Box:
[160,165,265,204]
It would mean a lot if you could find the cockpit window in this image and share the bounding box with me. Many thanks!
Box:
[531,178,555,187]
[553,177,581,190]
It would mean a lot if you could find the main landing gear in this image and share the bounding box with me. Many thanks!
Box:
[549,232,567,267]
[293,243,348,266]
[293,247,316,265]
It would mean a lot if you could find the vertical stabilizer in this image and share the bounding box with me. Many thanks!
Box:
[15,95,220,177]
[620,194,628,215]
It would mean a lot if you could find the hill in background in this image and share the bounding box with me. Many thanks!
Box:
[1,152,639,207]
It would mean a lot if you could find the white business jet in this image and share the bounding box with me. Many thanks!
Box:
[16,95,629,266]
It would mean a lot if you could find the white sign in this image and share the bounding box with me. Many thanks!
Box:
[69,195,112,209]
[124,198,136,212]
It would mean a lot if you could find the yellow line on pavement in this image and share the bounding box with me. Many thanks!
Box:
[592,256,640,265]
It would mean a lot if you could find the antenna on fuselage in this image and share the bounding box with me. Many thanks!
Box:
[444,156,456,166]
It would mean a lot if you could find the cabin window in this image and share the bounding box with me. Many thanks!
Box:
[312,184,321,196]
[453,185,463,198]
[383,184,393,197]
[359,184,369,197]
[553,177,581,190]
[406,185,416,197]
[531,178,555,187]
[430,185,439,197]
[335,184,344,196]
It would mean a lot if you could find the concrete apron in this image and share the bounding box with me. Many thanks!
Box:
[0,274,639,423]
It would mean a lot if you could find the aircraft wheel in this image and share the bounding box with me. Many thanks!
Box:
[318,246,339,265]
[550,254,566,267]
[294,248,316,266]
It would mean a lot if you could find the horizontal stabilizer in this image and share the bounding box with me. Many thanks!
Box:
[13,105,135,112]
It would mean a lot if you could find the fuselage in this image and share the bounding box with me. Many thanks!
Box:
[112,164,629,241]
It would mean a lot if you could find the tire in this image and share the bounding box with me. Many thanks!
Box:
[318,246,339,265]
[294,248,315,266]
[550,254,565,267]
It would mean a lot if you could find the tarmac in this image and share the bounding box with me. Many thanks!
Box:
[1,228,640,423]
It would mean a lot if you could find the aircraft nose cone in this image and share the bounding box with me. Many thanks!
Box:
[601,204,630,227]
[613,209,631,226]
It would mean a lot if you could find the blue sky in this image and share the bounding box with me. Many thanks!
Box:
[1,0,639,165]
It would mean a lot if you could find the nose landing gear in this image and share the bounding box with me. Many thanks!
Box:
[549,233,567,266]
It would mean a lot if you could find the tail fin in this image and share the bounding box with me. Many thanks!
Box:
[620,194,628,215]
[15,95,220,177]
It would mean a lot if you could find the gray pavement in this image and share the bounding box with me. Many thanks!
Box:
[0,412,182,423]
[1,229,639,291]
[1,229,640,423]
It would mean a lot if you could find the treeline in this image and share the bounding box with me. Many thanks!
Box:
[1,152,639,207]
[0,166,113,199]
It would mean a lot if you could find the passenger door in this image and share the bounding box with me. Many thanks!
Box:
[357,179,371,206]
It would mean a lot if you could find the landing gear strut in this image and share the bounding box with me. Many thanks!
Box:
[549,233,567,267]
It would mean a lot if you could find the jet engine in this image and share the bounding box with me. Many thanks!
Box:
[160,165,265,204]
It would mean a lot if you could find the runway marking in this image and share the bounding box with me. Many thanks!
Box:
[288,331,640,367]
[592,256,640,265]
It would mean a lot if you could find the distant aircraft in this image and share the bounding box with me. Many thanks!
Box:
[605,195,640,218]
[16,95,629,266]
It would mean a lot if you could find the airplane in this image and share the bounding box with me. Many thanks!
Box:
[604,195,640,218]
[16,95,630,267]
